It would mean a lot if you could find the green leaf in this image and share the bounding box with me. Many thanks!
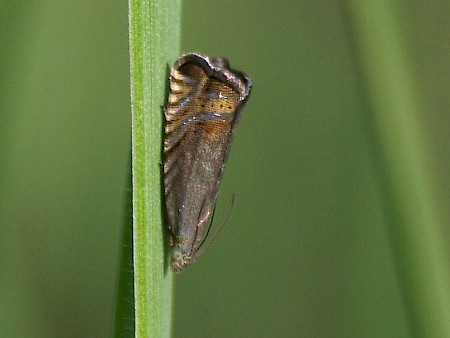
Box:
[114,1,181,337]
[344,1,450,336]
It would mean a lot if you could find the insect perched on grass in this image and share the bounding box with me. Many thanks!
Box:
[163,53,252,273]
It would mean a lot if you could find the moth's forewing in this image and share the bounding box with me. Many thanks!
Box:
[164,53,252,273]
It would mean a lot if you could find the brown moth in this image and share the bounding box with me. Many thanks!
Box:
[164,53,252,273]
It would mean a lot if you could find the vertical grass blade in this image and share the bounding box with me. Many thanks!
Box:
[343,1,450,336]
[117,1,182,337]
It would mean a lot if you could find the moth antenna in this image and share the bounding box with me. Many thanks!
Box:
[195,194,236,259]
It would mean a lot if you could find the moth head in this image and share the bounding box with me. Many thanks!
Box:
[171,52,252,106]
[210,56,229,69]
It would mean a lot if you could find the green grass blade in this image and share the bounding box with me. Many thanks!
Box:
[120,1,182,337]
[344,1,450,336]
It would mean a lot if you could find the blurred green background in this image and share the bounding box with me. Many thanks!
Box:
[1,1,450,337]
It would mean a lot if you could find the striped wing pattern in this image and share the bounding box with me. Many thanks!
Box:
[163,53,252,272]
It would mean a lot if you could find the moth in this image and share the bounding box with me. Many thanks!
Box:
[163,52,252,273]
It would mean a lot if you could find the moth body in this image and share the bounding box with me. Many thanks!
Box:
[164,53,252,273]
